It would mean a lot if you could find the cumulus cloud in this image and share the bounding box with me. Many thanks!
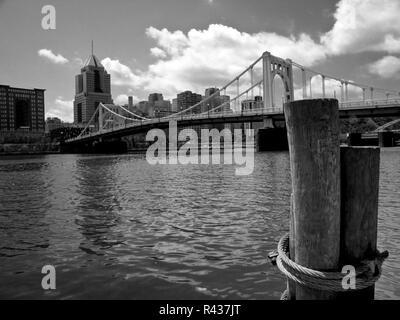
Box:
[98,0,400,100]
[38,49,69,64]
[321,0,400,55]
[150,47,167,59]
[368,55,400,79]
[101,57,142,87]
[139,24,327,97]
[46,97,73,122]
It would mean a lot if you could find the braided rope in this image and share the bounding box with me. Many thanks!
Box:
[276,233,388,294]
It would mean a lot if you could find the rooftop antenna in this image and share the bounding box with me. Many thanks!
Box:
[91,40,94,55]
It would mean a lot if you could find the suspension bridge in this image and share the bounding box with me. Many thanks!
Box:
[63,51,400,151]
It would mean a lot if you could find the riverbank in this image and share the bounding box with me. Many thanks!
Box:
[0,143,59,156]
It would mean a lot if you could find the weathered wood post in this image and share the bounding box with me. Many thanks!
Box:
[339,146,380,300]
[287,194,296,299]
[284,99,341,300]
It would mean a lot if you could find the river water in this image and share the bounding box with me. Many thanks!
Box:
[0,150,399,299]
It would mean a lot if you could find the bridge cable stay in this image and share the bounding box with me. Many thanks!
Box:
[76,53,264,139]
[77,103,145,139]
[72,51,400,142]
[196,80,264,117]
[101,104,141,121]
[76,106,100,139]
[159,55,264,119]
[373,118,400,133]
[291,61,400,97]
[117,104,150,120]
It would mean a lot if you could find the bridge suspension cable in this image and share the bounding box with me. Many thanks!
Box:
[118,104,150,120]
[196,80,263,116]
[71,50,400,142]
[373,118,400,132]
[76,106,99,139]
[291,61,400,96]
[159,55,263,119]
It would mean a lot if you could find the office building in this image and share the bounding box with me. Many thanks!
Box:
[177,91,202,114]
[0,85,45,134]
[73,51,113,124]
[202,88,231,113]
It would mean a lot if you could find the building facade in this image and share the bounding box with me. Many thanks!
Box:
[171,98,178,112]
[0,85,45,133]
[177,91,203,114]
[148,93,163,103]
[241,95,263,111]
[136,93,172,118]
[73,54,113,124]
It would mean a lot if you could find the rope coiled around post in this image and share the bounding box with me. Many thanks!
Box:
[276,233,388,295]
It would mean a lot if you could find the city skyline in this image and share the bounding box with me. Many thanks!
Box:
[1,0,400,122]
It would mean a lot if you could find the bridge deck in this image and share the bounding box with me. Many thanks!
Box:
[65,100,400,145]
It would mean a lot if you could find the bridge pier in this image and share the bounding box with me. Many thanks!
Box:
[256,127,288,151]
[61,138,128,154]
[378,131,395,147]
[347,133,362,146]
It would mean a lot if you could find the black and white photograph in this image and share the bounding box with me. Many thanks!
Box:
[0,0,399,309]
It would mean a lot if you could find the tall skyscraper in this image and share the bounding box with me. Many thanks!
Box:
[73,47,112,124]
[0,85,45,134]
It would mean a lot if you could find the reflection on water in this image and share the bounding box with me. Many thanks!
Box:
[0,150,399,299]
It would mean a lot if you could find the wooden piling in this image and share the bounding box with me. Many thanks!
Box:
[284,99,341,300]
[339,146,380,300]
[287,193,296,300]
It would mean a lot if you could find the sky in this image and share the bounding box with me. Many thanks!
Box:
[0,0,400,122]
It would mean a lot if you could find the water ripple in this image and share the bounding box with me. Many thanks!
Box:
[0,151,398,299]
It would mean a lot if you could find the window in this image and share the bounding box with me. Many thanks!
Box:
[14,99,31,129]
[94,70,102,92]
[77,103,82,123]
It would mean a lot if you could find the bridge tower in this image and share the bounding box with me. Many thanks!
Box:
[262,51,294,110]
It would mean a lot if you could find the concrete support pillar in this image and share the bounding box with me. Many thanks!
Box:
[257,127,288,151]
[263,51,273,110]
[345,82,349,102]
[379,131,395,147]
[322,75,326,98]
[362,88,366,102]
[340,82,345,102]
[370,88,374,100]
[348,133,362,146]
[302,69,307,99]
[309,76,313,98]
[286,59,294,102]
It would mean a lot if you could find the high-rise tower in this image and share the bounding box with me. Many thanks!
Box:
[73,44,112,124]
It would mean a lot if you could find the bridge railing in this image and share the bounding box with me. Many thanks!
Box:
[340,98,400,109]
[65,98,400,143]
